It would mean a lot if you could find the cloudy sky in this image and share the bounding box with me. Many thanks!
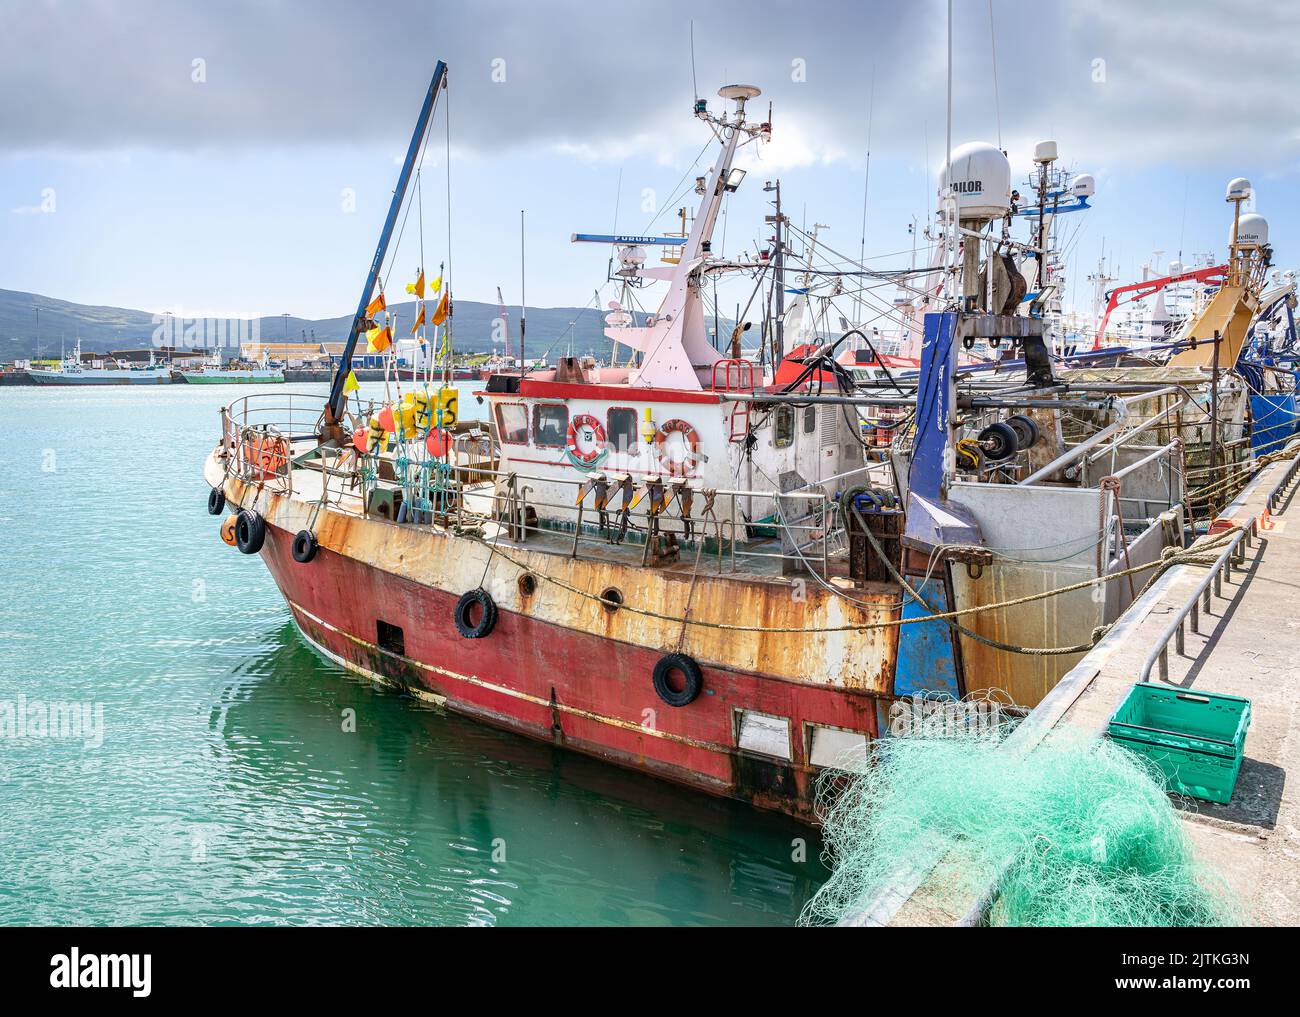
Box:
[2,0,1297,324]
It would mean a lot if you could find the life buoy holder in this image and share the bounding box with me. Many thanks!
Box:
[652,653,703,707]
[565,413,609,468]
[454,588,498,639]
[235,510,266,555]
[654,419,704,477]
[292,529,318,564]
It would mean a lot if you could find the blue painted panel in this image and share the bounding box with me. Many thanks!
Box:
[894,577,961,699]
[1250,394,1298,455]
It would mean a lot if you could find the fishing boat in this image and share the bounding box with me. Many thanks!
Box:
[29,340,172,385]
[175,352,286,384]
[204,62,1283,820]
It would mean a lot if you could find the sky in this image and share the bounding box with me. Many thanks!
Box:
[2,0,1298,326]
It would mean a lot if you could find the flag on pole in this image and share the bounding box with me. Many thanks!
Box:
[365,291,386,316]
[405,270,426,299]
[366,325,392,353]
[430,289,450,326]
[410,304,426,334]
[343,369,360,392]
[430,272,443,294]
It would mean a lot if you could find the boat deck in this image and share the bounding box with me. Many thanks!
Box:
[849,453,1300,926]
[282,454,848,584]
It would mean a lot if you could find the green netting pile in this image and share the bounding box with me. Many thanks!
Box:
[800,720,1239,927]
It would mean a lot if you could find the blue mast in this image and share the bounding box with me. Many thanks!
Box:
[324,60,448,430]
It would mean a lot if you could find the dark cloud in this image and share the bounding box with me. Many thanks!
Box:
[2,0,1297,168]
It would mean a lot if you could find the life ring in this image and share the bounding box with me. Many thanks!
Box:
[292,529,318,564]
[652,653,703,707]
[207,487,226,515]
[454,588,498,639]
[654,419,703,477]
[235,510,266,555]
[565,413,608,467]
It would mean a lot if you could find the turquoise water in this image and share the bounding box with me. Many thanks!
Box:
[0,383,825,926]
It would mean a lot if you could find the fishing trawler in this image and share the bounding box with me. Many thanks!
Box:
[30,339,172,385]
[204,63,1284,819]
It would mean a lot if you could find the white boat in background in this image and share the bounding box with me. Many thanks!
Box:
[28,341,172,385]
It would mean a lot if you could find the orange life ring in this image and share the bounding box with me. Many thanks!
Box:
[565,413,608,467]
[654,418,703,477]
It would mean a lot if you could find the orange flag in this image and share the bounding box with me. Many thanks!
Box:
[410,303,426,335]
[365,291,386,316]
[430,289,450,326]
[366,325,392,353]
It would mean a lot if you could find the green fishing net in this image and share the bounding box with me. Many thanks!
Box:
[800,714,1239,927]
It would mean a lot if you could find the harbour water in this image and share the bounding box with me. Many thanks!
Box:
[0,383,825,926]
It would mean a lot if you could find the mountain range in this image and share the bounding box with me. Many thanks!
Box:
[0,287,652,362]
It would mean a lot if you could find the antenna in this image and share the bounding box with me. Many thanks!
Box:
[689,21,698,102]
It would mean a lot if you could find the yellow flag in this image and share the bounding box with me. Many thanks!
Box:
[365,291,386,316]
[366,325,392,353]
[430,289,450,326]
[404,270,425,299]
[430,273,443,294]
[410,304,426,335]
[343,369,360,392]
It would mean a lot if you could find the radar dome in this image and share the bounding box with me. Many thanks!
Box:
[1226,177,1252,201]
[1168,260,1184,276]
[1235,212,1268,246]
[1071,173,1095,198]
[941,141,1011,221]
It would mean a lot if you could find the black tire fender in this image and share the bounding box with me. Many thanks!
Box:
[207,487,226,515]
[235,510,266,555]
[652,653,703,707]
[454,588,497,639]
[291,529,318,564]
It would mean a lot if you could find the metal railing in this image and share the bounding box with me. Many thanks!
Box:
[1138,514,1259,684]
[1266,445,1300,513]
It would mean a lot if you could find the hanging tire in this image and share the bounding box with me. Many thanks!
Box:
[207,487,226,515]
[454,588,497,639]
[235,510,265,555]
[1005,414,1040,451]
[291,529,318,564]
[978,421,1020,463]
[652,653,703,707]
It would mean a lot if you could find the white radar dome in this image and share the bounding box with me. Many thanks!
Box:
[941,141,1011,221]
[1033,140,1058,164]
[1169,260,1184,276]
[1235,212,1268,246]
[1071,173,1095,198]
[1226,177,1252,201]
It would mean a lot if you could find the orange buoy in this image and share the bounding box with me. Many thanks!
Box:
[426,428,450,457]
[220,513,238,546]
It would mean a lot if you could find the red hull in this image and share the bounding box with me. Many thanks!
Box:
[258,523,881,820]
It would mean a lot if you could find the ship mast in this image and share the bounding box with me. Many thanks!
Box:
[322,60,448,436]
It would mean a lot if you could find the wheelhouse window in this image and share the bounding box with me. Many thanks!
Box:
[774,405,795,448]
[607,407,638,452]
[803,406,817,434]
[533,403,569,448]
[495,402,529,444]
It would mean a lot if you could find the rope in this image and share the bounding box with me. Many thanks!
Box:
[452,518,1246,638]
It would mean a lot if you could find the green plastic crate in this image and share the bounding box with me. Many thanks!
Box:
[1107,683,1251,804]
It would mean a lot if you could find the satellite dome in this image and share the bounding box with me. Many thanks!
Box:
[1226,177,1252,201]
[1235,212,1268,246]
[941,141,1011,221]
[1071,173,1095,198]
[1168,259,1184,276]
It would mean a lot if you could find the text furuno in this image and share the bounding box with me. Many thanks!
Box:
[49,949,152,998]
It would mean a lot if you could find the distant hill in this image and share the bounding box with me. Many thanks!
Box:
[0,288,663,362]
